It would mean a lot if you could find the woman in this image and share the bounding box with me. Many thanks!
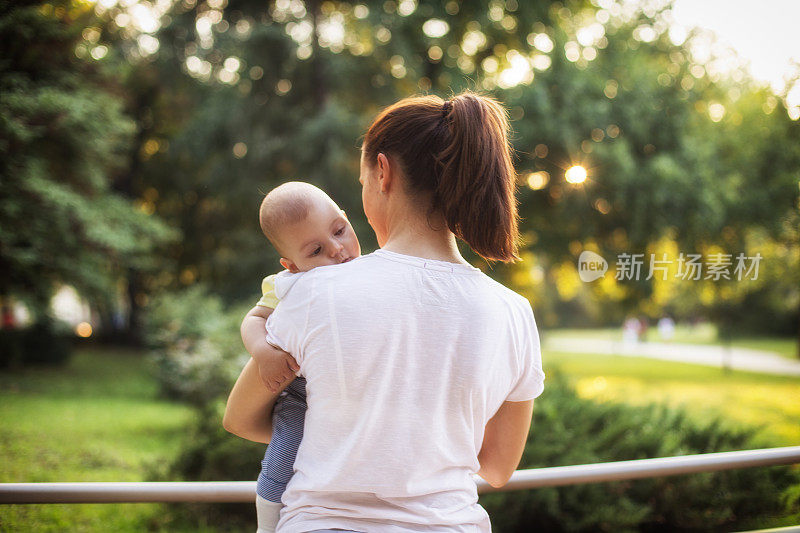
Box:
[225,92,545,532]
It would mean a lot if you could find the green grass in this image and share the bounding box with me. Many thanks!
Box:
[544,350,800,446]
[545,324,799,359]
[0,347,205,532]
[2,344,798,530]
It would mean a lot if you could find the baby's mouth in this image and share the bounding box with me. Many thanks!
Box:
[340,257,352,263]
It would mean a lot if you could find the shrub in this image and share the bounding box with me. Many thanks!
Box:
[142,286,261,528]
[480,373,800,532]
[0,321,72,368]
[144,286,248,406]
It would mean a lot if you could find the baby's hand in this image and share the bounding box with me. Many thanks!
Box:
[253,345,300,392]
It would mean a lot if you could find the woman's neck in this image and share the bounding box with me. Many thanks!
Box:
[380,208,469,265]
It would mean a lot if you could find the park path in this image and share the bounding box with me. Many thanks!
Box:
[542,336,800,377]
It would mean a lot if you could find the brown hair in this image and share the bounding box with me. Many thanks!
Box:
[362,91,519,262]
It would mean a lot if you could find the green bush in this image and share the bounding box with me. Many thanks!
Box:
[0,321,72,368]
[143,286,267,528]
[480,373,800,532]
[144,286,248,407]
[164,371,799,531]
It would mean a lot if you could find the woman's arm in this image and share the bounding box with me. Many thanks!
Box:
[222,358,289,443]
[477,399,535,488]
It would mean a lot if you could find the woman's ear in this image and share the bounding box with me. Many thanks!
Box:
[376,152,393,194]
[280,258,300,273]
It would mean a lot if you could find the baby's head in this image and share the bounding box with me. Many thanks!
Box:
[260,182,361,273]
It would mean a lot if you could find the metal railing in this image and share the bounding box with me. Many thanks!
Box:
[2,446,799,504]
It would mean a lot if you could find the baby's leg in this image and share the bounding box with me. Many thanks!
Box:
[255,378,307,531]
[256,494,282,533]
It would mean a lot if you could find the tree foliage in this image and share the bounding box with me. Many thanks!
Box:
[0,0,173,314]
[2,0,797,337]
[110,0,797,333]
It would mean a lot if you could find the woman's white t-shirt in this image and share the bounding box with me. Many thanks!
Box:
[265,249,545,533]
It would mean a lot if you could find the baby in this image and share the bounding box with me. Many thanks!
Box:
[240,181,361,533]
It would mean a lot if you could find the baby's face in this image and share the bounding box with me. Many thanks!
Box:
[278,197,361,273]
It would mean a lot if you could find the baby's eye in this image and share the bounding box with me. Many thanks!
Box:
[310,246,321,256]
[334,227,345,236]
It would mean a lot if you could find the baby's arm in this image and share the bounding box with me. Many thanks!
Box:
[241,305,299,392]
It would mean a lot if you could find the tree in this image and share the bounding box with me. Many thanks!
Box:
[84,0,797,341]
[0,0,173,327]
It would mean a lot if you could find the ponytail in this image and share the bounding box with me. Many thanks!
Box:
[363,91,520,262]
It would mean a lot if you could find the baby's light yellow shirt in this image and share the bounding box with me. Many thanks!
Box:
[256,274,280,308]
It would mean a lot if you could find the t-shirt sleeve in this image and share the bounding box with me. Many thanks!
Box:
[506,300,545,402]
[264,272,314,366]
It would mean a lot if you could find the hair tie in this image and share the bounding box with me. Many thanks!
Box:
[441,100,453,118]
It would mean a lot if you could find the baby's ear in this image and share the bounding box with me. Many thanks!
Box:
[280,258,299,273]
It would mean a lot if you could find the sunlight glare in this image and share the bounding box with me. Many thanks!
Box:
[565,165,588,184]
[497,51,532,88]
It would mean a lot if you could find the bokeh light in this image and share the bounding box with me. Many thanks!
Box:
[708,102,726,122]
[422,19,449,38]
[527,171,550,190]
[75,322,93,338]
[233,142,247,158]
